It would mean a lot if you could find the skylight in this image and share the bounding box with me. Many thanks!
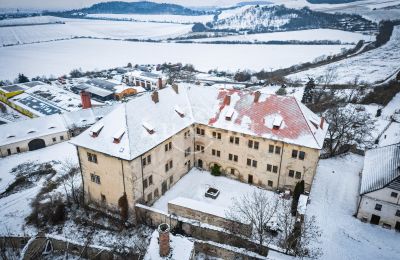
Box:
[273,115,283,129]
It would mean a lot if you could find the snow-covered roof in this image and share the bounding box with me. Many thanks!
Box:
[125,70,164,83]
[360,143,400,195]
[297,194,308,215]
[70,85,328,160]
[0,105,115,147]
[0,114,68,146]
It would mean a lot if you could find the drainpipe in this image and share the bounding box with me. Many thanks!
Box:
[76,146,85,203]
[120,159,126,193]
[277,142,285,191]
[140,155,145,201]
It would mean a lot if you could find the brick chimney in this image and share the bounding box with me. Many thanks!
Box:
[320,117,325,129]
[158,223,170,257]
[172,84,179,94]
[158,77,163,89]
[224,95,231,106]
[80,90,92,109]
[151,91,159,103]
[254,91,261,103]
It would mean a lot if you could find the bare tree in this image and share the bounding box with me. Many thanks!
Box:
[60,159,81,206]
[315,66,338,103]
[324,106,375,156]
[277,199,297,253]
[225,189,279,253]
[289,215,322,259]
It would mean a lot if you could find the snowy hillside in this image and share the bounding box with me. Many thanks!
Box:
[288,26,400,84]
[213,4,377,32]
[86,13,215,23]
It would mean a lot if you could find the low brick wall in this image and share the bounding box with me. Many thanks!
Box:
[168,201,252,237]
[135,204,268,257]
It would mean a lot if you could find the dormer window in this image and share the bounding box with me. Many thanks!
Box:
[90,123,104,137]
[48,126,56,129]
[7,135,15,138]
[142,122,154,134]
[225,107,234,121]
[27,130,36,134]
[174,105,185,117]
[273,115,283,130]
[113,129,125,144]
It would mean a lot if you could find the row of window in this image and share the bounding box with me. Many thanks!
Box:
[375,203,400,217]
[165,160,173,172]
[143,175,153,189]
[52,135,64,142]
[288,170,302,179]
[7,147,21,155]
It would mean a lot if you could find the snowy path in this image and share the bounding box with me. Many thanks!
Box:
[308,154,400,260]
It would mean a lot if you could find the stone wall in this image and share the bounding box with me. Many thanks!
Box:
[168,201,252,236]
[194,240,266,260]
[135,204,268,257]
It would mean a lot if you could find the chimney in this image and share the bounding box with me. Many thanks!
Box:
[320,117,324,129]
[172,84,179,94]
[224,95,231,106]
[254,91,261,103]
[158,223,170,257]
[80,90,92,109]
[158,77,163,89]
[151,91,159,103]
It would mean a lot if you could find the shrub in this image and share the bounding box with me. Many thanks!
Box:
[211,164,221,176]
[291,180,305,216]
[118,193,129,222]
[276,87,287,96]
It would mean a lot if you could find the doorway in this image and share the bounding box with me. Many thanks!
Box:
[161,181,167,195]
[187,160,191,172]
[198,159,203,169]
[28,139,46,151]
[395,221,400,232]
[370,214,380,225]
[248,174,253,184]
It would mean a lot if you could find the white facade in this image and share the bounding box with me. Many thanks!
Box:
[357,187,400,230]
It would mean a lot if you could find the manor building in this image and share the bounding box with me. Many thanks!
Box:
[70,85,328,214]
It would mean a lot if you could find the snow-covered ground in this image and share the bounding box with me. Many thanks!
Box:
[0,18,192,46]
[193,29,374,44]
[288,26,400,85]
[0,142,77,235]
[308,154,400,260]
[87,13,215,24]
[144,230,194,260]
[0,38,350,80]
[152,168,275,214]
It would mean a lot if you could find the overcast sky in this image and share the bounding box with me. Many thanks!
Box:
[0,0,251,11]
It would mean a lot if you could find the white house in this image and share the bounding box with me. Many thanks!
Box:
[356,143,400,231]
[124,70,166,90]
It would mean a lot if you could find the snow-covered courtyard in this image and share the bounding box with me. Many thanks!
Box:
[308,154,400,260]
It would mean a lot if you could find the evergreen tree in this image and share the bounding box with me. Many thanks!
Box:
[301,77,315,104]
[17,73,29,83]
[291,180,305,216]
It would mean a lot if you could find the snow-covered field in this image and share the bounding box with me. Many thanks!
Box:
[288,26,400,85]
[0,18,192,46]
[194,29,374,44]
[308,154,400,260]
[0,38,349,80]
[87,13,214,24]
[0,16,62,26]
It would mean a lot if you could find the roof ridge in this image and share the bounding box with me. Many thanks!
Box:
[122,103,133,159]
[293,97,321,149]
